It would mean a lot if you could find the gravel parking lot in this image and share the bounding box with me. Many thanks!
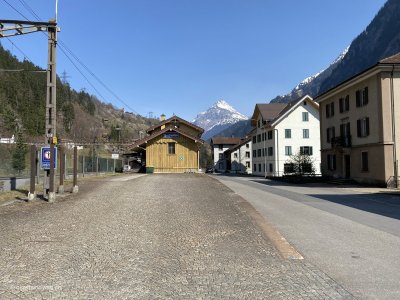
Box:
[0,174,353,299]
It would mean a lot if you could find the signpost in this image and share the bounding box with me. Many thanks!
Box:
[41,146,57,170]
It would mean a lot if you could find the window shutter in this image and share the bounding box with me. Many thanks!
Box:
[345,95,350,111]
[364,87,369,105]
[326,104,330,118]
[346,122,351,137]
[332,126,335,138]
[357,119,361,137]
[331,102,335,116]
[339,98,343,113]
[310,147,313,156]
[340,124,345,137]
[327,128,330,143]
[356,90,361,107]
[366,117,370,136]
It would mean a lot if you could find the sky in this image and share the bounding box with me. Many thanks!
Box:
[0,0,387,121]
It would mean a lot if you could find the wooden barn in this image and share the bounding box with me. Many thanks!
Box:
[129,115,204,173]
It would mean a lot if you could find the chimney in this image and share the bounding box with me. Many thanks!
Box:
[160,114,166,121]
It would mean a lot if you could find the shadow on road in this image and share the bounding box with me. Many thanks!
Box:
[305,193,400,221]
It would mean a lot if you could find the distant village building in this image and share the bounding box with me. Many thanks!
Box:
[128,115,204,173]
[251,95,320,177]
[0,135,15,144]
[224,137,252,174]
[315,53,400,187]
[210,137,242,172]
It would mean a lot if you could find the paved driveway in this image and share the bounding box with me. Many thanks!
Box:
[0,174,352,299]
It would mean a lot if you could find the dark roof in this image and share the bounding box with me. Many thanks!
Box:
[129,125,204,150]
[255,103,287,122]
[146,115,204,135]
[210,137,242,146]
[228,137,251,152]
[379,52,400,64]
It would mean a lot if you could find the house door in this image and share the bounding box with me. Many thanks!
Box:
[344,155,351,178]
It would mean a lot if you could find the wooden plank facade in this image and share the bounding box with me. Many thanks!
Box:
[129,115,204,173]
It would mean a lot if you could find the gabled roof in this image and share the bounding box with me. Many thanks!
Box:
[269,95,317,127]
[129,125,204,150]
[210,137,242,146]
[146,115,204,135]
[251,103,287,126]
[251,95,317,129]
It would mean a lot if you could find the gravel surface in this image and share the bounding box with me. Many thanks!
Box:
[0,174,353,299]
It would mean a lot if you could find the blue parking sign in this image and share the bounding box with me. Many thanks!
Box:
[41,147,57,170]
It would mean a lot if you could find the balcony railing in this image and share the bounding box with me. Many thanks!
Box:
[331,136,352,148]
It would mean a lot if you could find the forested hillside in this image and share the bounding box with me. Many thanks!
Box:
[0,44,157,144]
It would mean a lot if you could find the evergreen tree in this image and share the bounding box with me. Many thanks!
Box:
[12,130,27,174]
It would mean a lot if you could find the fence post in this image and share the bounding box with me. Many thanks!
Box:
[72,146,79,193]
[28,144,36,201]
[58,146,64,194]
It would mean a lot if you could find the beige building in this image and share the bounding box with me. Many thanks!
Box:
[315,53,400,187]
[129,115,204,173]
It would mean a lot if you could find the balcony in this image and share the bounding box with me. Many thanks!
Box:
[331,136,352,148]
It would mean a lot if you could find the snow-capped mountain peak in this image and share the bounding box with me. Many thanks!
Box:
[193,100,248,135]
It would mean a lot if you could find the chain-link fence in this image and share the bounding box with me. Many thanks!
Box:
[0,144,123,190]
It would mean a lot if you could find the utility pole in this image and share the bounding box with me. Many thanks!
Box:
[0,19,60,202]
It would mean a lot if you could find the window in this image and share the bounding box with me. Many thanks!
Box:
[258,164,262,172]
[326,102,335,118]
[327,126,335,143]
[357,117,370,137]
[257,149,262,157]
[268,147,273,156]
[168,142,175,155]
[262,132,266,141]
[262,148,265,157]
[269,163,273,173]
[302,112,309,121]
[327,154,336,171]
[233,153,238,158]
[267,131,273,140]
[253,164,256,172]
[245,151,250,158]
[340,122,351,137]
[258,119,261,128]
[219,153,223,159]
[246,161,250,168]
[361,152,369,172]
[300,146,313,156]
[303,129,309,139]
[246,143,249,148]
[257,134,261,143]
[285,146,292,156]
[285,129,291,139]
[218,145,223,151]
[339,95,350,113]
[252,136,257,144]
[356,87,369,107]
[253,150,257,157]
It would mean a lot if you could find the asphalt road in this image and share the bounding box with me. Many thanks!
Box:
[0,174,353,299]
[213,174,400,300]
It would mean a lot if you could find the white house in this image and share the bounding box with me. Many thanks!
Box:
[226,137,252,174]
[251,95,320,177]
[210,137,242,172]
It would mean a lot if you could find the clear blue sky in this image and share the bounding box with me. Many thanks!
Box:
[1,0,387,120]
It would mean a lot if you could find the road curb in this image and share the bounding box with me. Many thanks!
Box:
[237,199,304,260]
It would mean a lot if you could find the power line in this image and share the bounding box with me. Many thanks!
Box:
[2,0,141,116]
